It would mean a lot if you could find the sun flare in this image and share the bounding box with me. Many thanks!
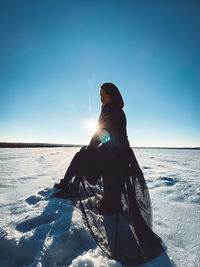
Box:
[84,119,98,133]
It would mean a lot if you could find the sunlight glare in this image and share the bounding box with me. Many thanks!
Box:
[84,119,98,133]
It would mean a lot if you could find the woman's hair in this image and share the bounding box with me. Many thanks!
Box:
[100,82,124,109]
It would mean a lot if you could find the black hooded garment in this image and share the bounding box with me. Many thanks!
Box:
[69,102,164,265]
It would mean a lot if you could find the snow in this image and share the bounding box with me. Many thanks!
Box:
[0,147,199,267]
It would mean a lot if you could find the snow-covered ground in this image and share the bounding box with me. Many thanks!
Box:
[0,147,199,267]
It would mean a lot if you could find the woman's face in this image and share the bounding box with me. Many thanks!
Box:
[100,88,112,105]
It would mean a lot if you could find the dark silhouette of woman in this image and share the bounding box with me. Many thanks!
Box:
[54,83,164,265]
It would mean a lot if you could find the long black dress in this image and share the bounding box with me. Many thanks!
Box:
[68,102,164,265]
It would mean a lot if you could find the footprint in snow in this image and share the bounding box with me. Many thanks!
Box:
[26,188,57,206]
[38,187,55,198]
[16,213,60,232]
[19,176,37,181]
[25,195,43,205]
[158,176,179,186]
[143,166,152,170]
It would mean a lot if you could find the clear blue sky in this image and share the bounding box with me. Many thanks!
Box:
[0,0,199,147]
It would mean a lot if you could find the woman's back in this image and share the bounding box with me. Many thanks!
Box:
[89,102,129,150]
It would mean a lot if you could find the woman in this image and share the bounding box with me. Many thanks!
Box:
[54,83,164,265]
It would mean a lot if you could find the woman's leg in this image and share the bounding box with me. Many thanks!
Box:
[54,150,86,190]
[99,168,124,214]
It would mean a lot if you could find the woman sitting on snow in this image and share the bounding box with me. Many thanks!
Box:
[54,83,164,265]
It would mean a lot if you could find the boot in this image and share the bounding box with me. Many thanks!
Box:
[54,181,79,199]
[54,179,67,190]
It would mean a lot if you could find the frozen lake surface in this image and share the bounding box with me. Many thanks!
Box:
[0,147,199,267]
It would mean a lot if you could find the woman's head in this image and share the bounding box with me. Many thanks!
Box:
[100,83,124,109]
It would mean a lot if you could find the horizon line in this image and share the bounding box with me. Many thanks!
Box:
[0,142,199,150]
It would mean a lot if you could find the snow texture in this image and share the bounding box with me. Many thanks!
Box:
[0,147,199,267]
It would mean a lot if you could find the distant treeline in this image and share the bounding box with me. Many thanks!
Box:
[132,147,200,150]
[0,142,82,148]
[0,142,199,150]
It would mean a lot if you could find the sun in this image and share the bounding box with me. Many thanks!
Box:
[83,119,98,133]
